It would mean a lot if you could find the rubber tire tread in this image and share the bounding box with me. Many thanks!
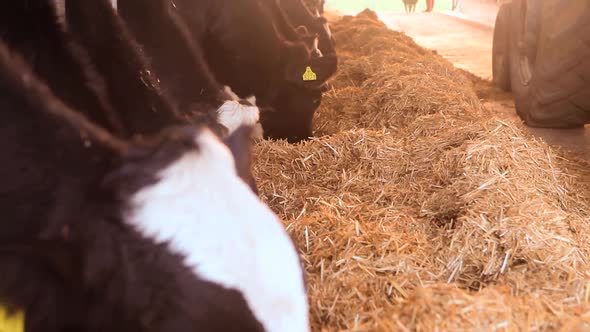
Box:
[492,3,512,91]
[515,0,590,128]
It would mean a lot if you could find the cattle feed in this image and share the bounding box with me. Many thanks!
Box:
[126,129,309,332]
[4,0,260,178]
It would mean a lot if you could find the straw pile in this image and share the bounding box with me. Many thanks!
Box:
[254,9,590,331]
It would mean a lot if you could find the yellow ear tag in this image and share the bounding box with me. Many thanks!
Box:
[0,304,24,332]
[302,66,317,81]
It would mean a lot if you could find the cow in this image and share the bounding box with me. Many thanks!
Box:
[255,0,338,142]
[1,0,258,189]
[43,0,262,140]
[62,0,263,139]
[74,0,264,139]
[0,41,309,332]
[403,0,418,13]
[257,0,337,141]
[170,0,336,142]
[171,0,314,99]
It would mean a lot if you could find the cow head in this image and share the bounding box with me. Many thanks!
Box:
[260,84,322,143]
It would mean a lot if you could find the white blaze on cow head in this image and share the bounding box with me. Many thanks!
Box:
[215,100,263,141]
[219,86,263,141]
[124,127,309,332]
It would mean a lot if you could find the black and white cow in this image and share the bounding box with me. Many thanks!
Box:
[63,0,263,139]
[0,40,309,332]
[165,0,336,142]
[40,0,261,140]
[2,0,262,189]
[98,0,332,142]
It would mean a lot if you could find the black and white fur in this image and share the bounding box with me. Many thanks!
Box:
[62,0,263,139]
[0,39,308,332]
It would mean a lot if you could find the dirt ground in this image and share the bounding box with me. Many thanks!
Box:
[374,12,590,160]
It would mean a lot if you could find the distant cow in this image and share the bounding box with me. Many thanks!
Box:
[0,40,309,332]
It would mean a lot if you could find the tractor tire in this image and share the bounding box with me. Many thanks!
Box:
[492,3,512,91]
[510,0,590,128]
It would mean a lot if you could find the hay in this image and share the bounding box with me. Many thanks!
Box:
[255,10,590,331]
[457,68,514,101]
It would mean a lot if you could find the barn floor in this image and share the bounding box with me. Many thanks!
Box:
[254,10,590,331]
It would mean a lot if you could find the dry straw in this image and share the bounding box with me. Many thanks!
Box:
[254,9,590,331]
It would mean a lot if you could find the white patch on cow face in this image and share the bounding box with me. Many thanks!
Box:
[110,0,118,10]
[216,100,261,136]
[126,129,309,332]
